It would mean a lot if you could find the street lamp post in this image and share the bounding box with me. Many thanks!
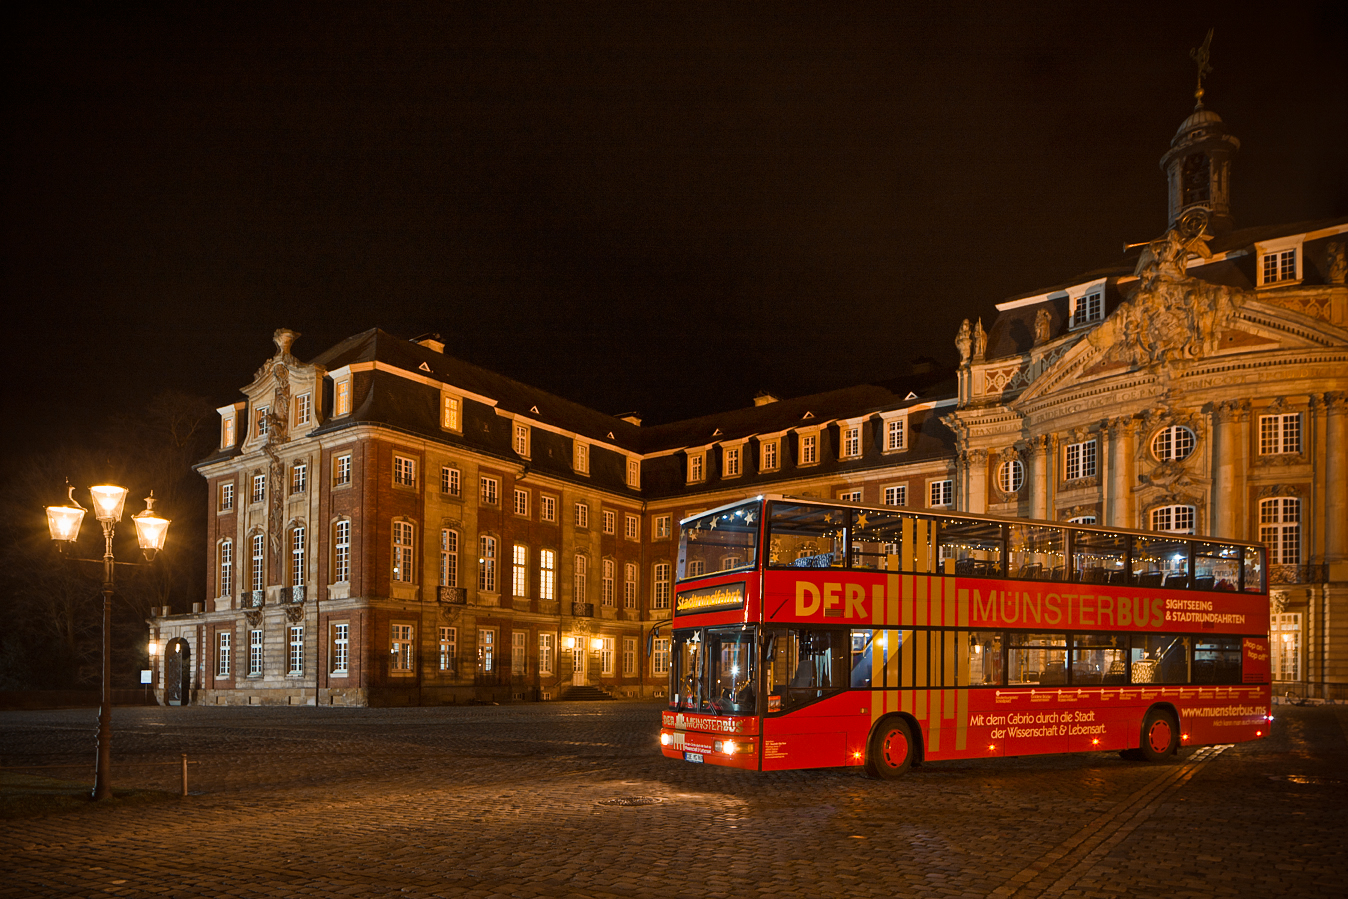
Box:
[47,484,170,801]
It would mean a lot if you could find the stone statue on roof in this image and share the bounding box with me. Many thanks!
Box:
[956,318,973,365]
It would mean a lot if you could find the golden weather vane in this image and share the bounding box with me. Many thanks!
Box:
[1191,28,1214,108]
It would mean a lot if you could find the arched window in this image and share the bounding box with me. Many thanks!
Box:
[1259,497,1301,565]
[1149,505,1196,534]
[1151,426,1196,461]
[478,535,498,593]
[998,459,1024,493]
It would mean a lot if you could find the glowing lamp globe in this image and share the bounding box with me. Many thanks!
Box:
[90,485,130,522]
[132,494,171,557]
[46,502,86,543]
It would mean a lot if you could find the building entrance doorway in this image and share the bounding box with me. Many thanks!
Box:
[571,638,587,686]
[165,638,191,705]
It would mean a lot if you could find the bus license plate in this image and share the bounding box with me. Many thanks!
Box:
[684,752,704,763]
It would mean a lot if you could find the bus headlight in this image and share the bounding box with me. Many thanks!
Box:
[660,732,672,746]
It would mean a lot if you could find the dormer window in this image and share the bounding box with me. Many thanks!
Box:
[294,393,312,427]
[221,414,236,449]
[441,393,461,431]
[334,377,352,417]
[513,423,530,457]
[255,406,270,439]
[574,441,589,475]
[1257,237,1303,287]
[1069,289,1103,329]
[687,451,705,484]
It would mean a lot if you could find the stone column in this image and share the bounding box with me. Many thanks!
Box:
[1028,436,1049,521]
[1326,393,1348,577]
[1107,418,1136,529]
[1210,401,1240,538]
[964,449,989,515]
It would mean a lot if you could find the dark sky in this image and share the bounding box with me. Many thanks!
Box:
[4,2,1345,455]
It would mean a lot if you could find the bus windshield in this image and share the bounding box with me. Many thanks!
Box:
[670,626,757,714]
[678,501,761,581]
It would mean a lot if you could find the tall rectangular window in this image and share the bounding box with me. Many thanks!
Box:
[622,637,637,676]
[288,625,304,674]
[602,559,615,606]
[391,624,414,673]
[438,626,457,674]
[843,426,860,458]
[1259,413,1301,455]
[653,637,670,676]
[441,394,461,431]
[1064,440,1097,480]
[540,495,556,522]
[478,628,495,673]
[884,485,907,507]
[512,543,529,597]
[1260,497,1301,565]
[800,433,818,465]
[479,535,497,592]
[217,631,232,677]
[688,452,704,483]
[294,392,312,426]
[513,423,530,457]
[625,514,639,541]
[290,526,305,586]
[440,529,458,586]
[653,562,671,609]
[251,473,266,504]
[392,521,415,583]
[600,637,615,676]
[623,563,637,609]
[249,629,263,676]
[626,458,640,489]
[441,466,461,496]
[539,633,554,676]
[1271,613,1301,681]
[256,406,269,438]
[394,456,416,488]
[573,555,588,603]
[724,446,741,477]
[334,454,352,487]
[221,415,236,448]
[513,488,529,517]
[512,631,527,676]
[574,442,589,474]
[334,378,352,416]
[480,476,499,506]
[574,502,589,529]
[654,515,671,539]
[885,419,906,452]
[219,539,233,597]
[761,439,778,471]
[929,479,953,507]
[540,549,556,600]
[603,510,615,534]
[332,623,349,674]
[291,461,307,494]
[333,520,351,583]
[219,482,234,511]
[251,533,265,592]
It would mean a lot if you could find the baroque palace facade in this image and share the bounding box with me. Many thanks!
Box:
[152,96,1348,707]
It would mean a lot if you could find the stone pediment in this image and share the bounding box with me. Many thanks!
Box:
[239,329,327,448]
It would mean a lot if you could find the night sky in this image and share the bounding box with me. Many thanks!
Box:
[4,2,1345,457]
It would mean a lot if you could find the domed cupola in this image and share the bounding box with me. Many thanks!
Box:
[1160,30,1240,235]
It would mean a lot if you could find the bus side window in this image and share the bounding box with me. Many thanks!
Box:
[1131,635,1190,684]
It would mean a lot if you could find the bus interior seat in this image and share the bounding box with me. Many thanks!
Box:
[1163,573,1190,589]
[1193,576,1216,591]
[1136,571,1163,587]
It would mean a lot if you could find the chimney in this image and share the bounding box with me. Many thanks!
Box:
[753,392,779,407]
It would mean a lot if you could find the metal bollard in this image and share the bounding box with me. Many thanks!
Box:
[181,754,188,797]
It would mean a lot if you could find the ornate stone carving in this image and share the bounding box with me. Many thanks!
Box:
[956,319,972,366]
[972,319,987,361]
[1034,308,1052,345]
[244,609,263,629]
[284,601,305,623]
[1328,239,1347,285]
[1256,484,1304,498]
[1270,591,1286,614]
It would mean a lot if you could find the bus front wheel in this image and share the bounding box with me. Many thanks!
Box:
[1139,709,1179,762]
[866,718,916,779]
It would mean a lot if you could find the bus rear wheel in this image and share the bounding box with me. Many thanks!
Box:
[1139,709,1179,762]
[866,718,916,779]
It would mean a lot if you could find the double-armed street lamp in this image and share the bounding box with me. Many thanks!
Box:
[47,483,170,800]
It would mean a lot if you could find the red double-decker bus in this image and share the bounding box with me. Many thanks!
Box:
[658,496,1271,777]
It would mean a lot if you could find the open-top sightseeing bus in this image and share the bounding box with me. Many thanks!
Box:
[658,495,1271,777]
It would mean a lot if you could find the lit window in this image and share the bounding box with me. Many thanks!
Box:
[626,458,640,489]
[540,549,556,600]
[1259,414,1301,455]
[625,514,639,541]
[438,626,457,674]
[883,485,907,507]
[688,452,705,483]
[221,414,236,448]
[288,625,304,674]
[539,634,554,676]
[332,623,349,675]
[1271,613,1301,681]
[603,510,615,534]
[294,393,311,427]
[334,378,352,416]
[1064,440,1097,481]
[843,426,861,458]
[440,529,459,587]
[334,454,352,487]
[513,423,530,457]
[623,563,637,608]
[653,563,671,609]
[602,559,615,606]
[1149,505,1196,534]
[513,543,529,597]
[441,394,461,431]
[600,636,615,676]
[761,439,779,470]
[480,476,499,506]
[390,624,414,673]
[219,482,234,511]
[514,488,529,517]
[652,637,670,676]
[1152,426,1196,462]
[724,446,741,477]
[333,520,351,583]
[800,433,818,465]
[575,442,589,474]
[441,466,460,496]
[478,535,497,593]
[1260,497,1301,565]
[929,479,953,508]
[478,628,495,673]
[394,456,416,488]
[392,521,415,583]
[1068,515,1097,525]
[998,460,1025,493]
[540,495,556,522]
[217,631,232,677]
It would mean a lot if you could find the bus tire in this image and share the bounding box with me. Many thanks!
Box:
[1139,708,1179,762]
[866,717,916,779]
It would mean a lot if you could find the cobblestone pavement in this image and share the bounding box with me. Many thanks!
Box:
[1,701,1345,898]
